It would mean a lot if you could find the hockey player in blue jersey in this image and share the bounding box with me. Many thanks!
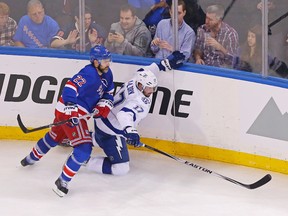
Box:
[20,45,114,197]
[85,50,185,176]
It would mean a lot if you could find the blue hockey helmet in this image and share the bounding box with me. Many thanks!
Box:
[90,45,111,63]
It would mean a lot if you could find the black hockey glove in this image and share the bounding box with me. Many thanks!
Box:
[124,126,142,147]
[159,51,185,71]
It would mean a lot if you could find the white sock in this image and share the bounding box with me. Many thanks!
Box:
[85,156,104,174]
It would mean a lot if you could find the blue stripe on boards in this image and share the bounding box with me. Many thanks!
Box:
[1,46,288,89]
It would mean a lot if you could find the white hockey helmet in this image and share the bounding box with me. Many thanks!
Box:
[135,69,158,93]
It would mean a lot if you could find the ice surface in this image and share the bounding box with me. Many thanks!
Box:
[0,140,287,216]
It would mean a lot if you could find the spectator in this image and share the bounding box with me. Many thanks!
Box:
[193,4,239,68]
[128,0,156,20]
[254,0,287,62]
[150,0,195,60]
[86,0,127,32]
[13,0,60,48]
[199,0,251,44]
[236,25,262,73]
[51,6,107,51]
[1,0,29,23]
[234,24,288,78]
[167,0,205,33]
[42,0,77,29]
[142,0,169,38]
[0,2,17,46]
[104,4,151,57]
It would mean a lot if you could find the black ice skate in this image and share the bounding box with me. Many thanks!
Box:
[20,157,35,167]
[53,178,69,197]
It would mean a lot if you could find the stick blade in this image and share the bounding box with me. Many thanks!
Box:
[247,174,272,189]
[17,114,29,133]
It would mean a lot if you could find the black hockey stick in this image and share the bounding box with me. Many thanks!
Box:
[17,113,94,134]
[143,144,272,189]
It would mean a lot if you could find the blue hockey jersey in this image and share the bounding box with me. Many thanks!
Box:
[56,63,114,115]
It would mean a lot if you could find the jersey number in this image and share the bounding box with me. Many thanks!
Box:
[73,75,86,87]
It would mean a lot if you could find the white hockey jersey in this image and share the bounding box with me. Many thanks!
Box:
[94,63,160,137]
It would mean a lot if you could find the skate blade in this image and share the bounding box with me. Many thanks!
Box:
[52,186,66,197]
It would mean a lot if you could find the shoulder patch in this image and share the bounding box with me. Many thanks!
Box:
[141,96,151,105]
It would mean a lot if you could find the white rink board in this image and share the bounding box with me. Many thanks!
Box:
[1,54,288,160]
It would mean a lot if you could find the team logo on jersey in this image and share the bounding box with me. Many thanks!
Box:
[101,78,108,87]
[141,97,150,105]
[97,85,104,97]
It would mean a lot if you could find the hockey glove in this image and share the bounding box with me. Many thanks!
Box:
[93,99,113,118]
[159,51,185,71]
[124,126,142,147]
[63,103,79,126]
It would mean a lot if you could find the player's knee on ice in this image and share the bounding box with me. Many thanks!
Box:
[86,156,130,175]
[111,162,130,176]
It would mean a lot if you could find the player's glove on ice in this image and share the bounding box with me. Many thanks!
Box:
[124,126,142,147]
[159,50,185,71]
[63,102,79,126]
[93,99,113,118]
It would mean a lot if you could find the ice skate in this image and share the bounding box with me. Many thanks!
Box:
[20,156,35,167]
[53,177,69,197]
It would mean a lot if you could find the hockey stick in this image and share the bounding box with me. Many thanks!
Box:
[17,113,94,134]
[142,144,272,189]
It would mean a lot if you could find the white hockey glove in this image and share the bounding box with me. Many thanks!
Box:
[124,126,142,147]
[63,102,79,126]
[159,51,185,71]
[93,99,113,118]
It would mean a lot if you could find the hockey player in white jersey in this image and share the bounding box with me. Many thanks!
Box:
[85,51,185,175]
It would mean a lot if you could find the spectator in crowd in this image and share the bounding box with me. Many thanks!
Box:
[254,0,287,62]
[1,0,29,23]
[193,4,239,68]
[199,0,251,44]
[150,0,195,60]
[51,6,107,51]
[128,0,157,20]
[201,0,287,61]
[13,0,60,48]
[86,0,127,32]
[233,24,288,78]
[235,25,262,73]
[104,4,151,57]
[42,0,77,29]
[142,0,169,38]
[0,2,17,46]
[167,0,205,33]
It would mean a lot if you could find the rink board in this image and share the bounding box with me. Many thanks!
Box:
[1,52,288,174]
